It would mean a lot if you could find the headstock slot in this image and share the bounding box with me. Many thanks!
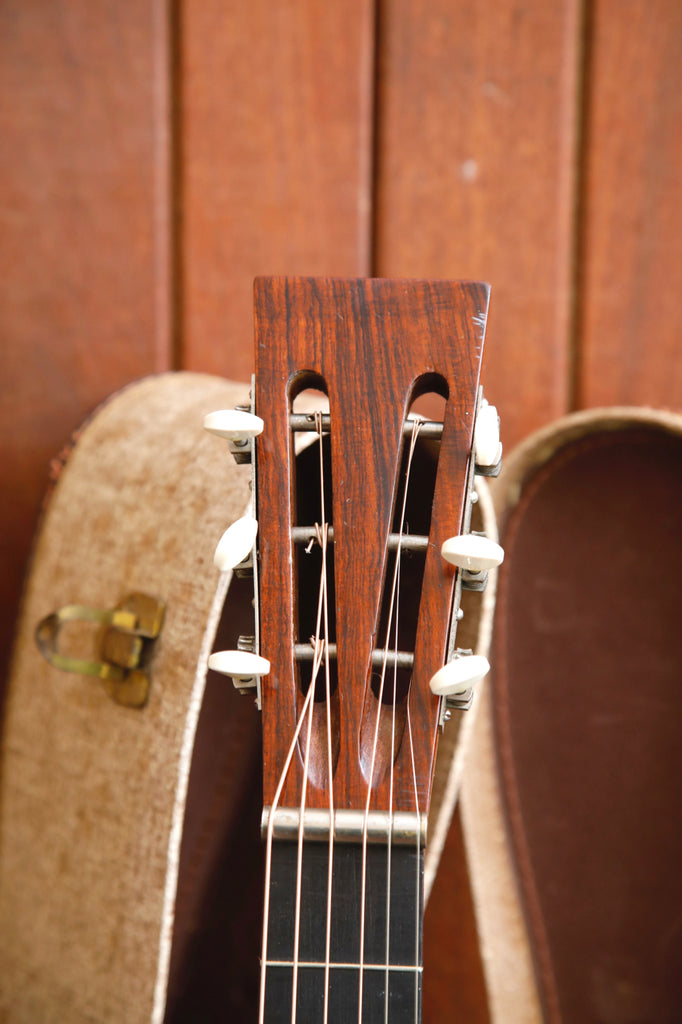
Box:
[370,382,448,707]
[288,379,340,790]
[360,382,449,787]
[289,379,337,703]
[293,436,337,702]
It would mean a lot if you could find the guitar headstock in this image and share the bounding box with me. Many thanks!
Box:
[208,277,502,826]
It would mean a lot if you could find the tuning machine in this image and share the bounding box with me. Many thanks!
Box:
[429,650,490,711]
[441,532,504,571]
[205,383,264,706]
[208,649,270,694]
[435,390,503,725]
[441,531,504,593]
[204,407,263,464]
[214,515,258,577]
[474,398,502,476]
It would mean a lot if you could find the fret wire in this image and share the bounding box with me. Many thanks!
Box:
[263,836,424,1021]
[266,960,424,973]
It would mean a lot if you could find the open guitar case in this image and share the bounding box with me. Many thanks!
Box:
[0,372,680,1023]
[462,408,682,1023]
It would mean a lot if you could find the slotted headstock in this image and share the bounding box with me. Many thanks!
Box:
[253,277,490,818]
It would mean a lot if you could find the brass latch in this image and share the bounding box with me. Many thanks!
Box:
[35,593,165,708]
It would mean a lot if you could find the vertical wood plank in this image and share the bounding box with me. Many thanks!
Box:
[0,1,172,685]
[373,0,583,448]
[179,0,375,380]
[577,0,682,410]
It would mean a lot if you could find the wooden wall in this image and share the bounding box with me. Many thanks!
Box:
[3,0,681,682]
[1,0,680,1017]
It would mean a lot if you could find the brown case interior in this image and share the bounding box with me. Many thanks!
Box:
[494,424,682,1022]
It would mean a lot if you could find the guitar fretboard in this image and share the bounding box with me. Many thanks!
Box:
[263,840,423,1022]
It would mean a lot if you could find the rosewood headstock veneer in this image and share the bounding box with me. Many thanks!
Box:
[204,277,503,1023]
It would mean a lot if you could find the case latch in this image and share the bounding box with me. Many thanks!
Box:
[35,593,165,708]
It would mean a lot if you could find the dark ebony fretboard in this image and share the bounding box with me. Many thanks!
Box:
[263,840,424,1023]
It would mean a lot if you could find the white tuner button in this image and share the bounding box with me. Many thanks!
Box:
[475,402,501,467]
[208,650,270,681]
[429,654,490,697]
[214,515,258,571]
[204,409,264,441]
[441,534,504,571]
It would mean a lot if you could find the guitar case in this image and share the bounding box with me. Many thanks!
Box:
[462,407,682,1023]
[0,372,498,1023]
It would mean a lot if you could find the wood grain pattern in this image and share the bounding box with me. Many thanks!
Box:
[255,277,487,812]
[372,0,582,447]
[0,0,171,691]
[179,0,375,380]
[5,5,680,1020]
[577,0,682,410]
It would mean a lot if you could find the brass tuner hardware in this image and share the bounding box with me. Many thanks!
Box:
[35,593,165,709]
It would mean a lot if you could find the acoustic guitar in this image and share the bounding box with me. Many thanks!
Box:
[202,277,503,1023]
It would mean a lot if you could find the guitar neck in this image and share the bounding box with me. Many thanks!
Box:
[205,277,499,1024]
[262,838,423,1022]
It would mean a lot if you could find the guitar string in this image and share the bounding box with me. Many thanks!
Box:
[290,634,319,1022]
[386,421,423,1024]
[259,668,315,1023]
[357,418,422,1024]
[406,701,423,1021]
[259,425,329,1024]
[384,536,401,1024]
[291,412,334,1024]
[314,410,336,1024]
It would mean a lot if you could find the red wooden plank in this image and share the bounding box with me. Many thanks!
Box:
[179,0,375,380]
[0,1,172,687]
[373,0,583,448]
[577,0,682,410]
